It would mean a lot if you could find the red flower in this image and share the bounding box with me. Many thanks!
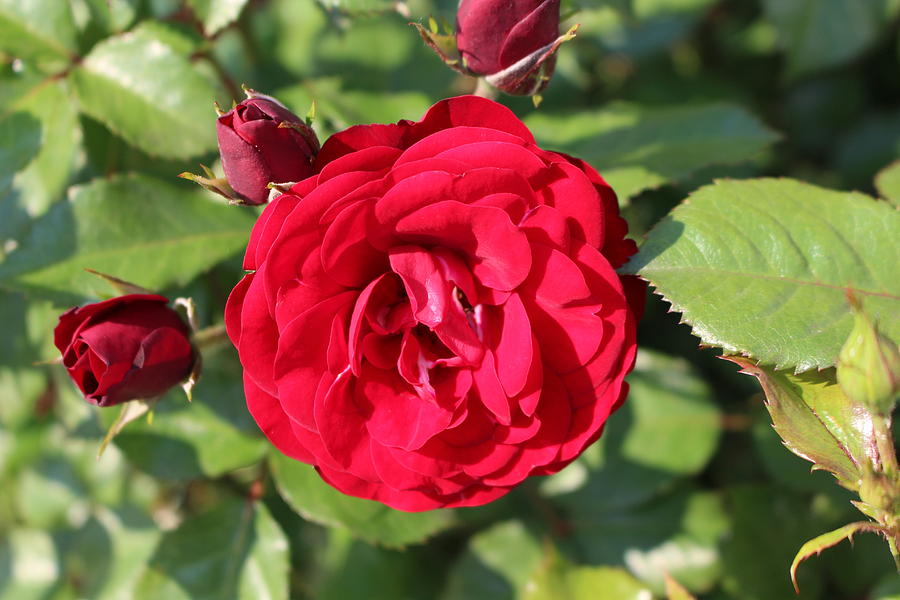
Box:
[54,295,195,407]
[226,96,641,511]
[457,0,563,95]
[217,94,319,205]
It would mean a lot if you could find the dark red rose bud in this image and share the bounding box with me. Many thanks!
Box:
[216,93,319,206]
[456,0,568,95]
[54,295,195,407]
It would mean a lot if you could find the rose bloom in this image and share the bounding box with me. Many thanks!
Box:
[55,294,195,407]
[226,96,642,511]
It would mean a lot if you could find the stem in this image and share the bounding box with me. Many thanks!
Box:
[473,77,499,100]
[873,413,899,478]
[193,324,230,350]
[888,533,900,572]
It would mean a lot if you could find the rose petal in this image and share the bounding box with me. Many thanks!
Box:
[396,201,532,292]
[247,194,301,271]
[359,365,456,451]
[485,293,533,397]
[274,292,356,428]
[321,199,388,288]
[313,369,381,482]
[533,160,605,248]
[244,372,316,464]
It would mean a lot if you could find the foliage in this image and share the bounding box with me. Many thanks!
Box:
[1,0,898,599]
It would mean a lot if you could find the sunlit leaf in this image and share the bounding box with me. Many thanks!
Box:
[3,80,80,218]
[186,0,250,35]
[442,521,544,600]
[762,0,889,77]
[875,161,900,208]
[0,0,77,70]
[71,28,219,158]
[135,498,289,600]
[623,178,900,370]
[0,111,41,193]
[524,550,653,600]
[729,360,870,490]
[526,103,777,201]
[0,174,255,304]
[269,451,455,547]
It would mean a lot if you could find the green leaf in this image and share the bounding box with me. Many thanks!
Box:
[623,178,900,371]
[442,521,544,600]
[720,485,827,600]
[665,573,697,600]
[762,0,888,77]
[67,507,162,600]
[835,110,900,187]
[3,79,80,218]
[0,529,68,600]
[558,489,728,594]
[542,350,720,511]
[730,360,870,490]
[0,290,52,428]
[0,174,256,304]
[135,498,289,600]
[186,0,250,35]
[15,454,89,529]
[524,551,653,600]
[0,0,78,69]
[315,0,398,15]
[269,451,455,548]
[0,111,41,192]
[525,103,777,201]
[751,402,847,494]
[578,0,718,58]
[275,80,433,139]
[75,0,139,37]
[314,528,442,600]
[103,346,267,480]
[876,161,900,208]
[70,28,219,159]
[873,573,900,599]
[790,521,886,593]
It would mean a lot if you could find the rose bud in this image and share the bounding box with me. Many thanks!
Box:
[838,306,900,416]
[54,295,196,407]
[456,0,570,95]
[216,92,319,206]
[226,96,643,511]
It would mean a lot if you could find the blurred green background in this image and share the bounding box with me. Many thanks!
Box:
[1,0,899,598]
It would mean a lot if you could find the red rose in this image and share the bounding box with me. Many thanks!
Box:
[457,0,563,95]
[226,96,641,511]
[217,93,319,205]
[54,295,195,407]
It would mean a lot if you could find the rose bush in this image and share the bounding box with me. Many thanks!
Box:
[226,96,642,511]
[54,294,195,407]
